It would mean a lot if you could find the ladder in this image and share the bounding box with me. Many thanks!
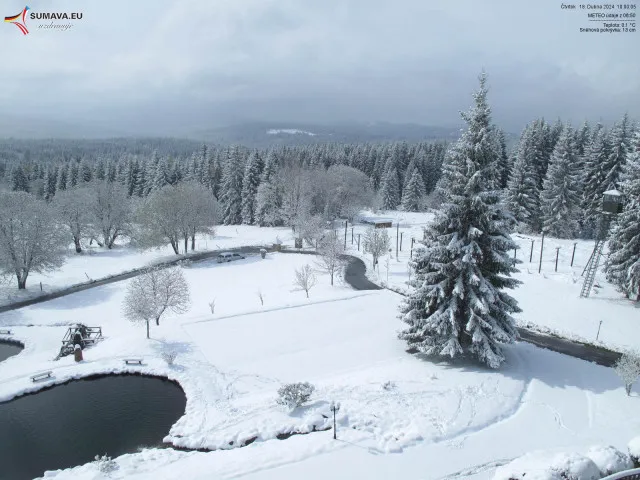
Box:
[580,240,605,298]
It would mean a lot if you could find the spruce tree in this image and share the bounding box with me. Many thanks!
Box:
[540,126,582,238]
[496,128,511,189]
[56,163,69,192]
[580,124,610,238]
[380,164,400,210]
[505,125,540,231]
[241,151,263,224]
[606,129,640,300]
[399,73,521,369]
[11,165,29,192]
[220,146,244,225]
[602,113,632,190]
[400,169,425,212]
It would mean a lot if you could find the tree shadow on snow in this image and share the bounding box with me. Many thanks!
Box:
[410,342,623,395]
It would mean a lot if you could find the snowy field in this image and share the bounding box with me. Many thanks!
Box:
[0,225,295,307]
[346,211,640,353]
[0,246,638,479]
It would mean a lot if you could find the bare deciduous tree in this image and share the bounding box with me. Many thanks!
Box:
[52,186,93,253]
[135,185,183,254]
[316,235,345,286]
[177,181,219,252]
[614,351,640,396]
[135,182,218,254]
[294,264,317,298]
[0,191,67,289]
[294,214,326,248]
[123,266,191,338]
[363,226,391,267]
[257,290,264,305]
[90,181,132,249]
[208,298,216,314]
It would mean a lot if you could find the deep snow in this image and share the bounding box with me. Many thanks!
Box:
[0,212,638,480]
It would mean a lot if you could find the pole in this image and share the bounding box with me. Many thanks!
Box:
[396,223,399,260]
[513,248,517,266]
[410,238,415,259]
[596,320,603,341]
[333,407,337,440]
[555,247,560,272]
[538,232,545,274]
[529,239,534,262]
[344,221,348,249]
[400,232,403,251]
[571,242,577,267]
[351,227,354,245]
[357,234,361,251]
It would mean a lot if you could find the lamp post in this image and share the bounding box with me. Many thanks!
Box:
[330,400,341,440]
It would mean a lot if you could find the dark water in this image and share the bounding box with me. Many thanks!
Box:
[0,375,186,480]
[0,342,22,363]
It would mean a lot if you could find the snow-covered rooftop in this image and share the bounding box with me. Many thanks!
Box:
[603,189,623,196]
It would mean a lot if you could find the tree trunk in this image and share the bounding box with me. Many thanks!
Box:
[146,319,150,339]
[626,383,632,396]
[184,236,188,254]
[191,234,196,251]
[305,289,309,298]
[74,236,82,253]
[330,272,334,286]
[170,239,179,255]
[17,275,26,290]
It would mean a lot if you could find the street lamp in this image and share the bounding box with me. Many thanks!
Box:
[330,401,341,440]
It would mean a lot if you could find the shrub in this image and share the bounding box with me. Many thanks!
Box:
[94,454,119,475]
[161,350,178,366]
[276,382,315,409]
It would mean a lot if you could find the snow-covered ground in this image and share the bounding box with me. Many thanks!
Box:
[0,245,638,480]
[346,210,640,353]
[0,225,295,307]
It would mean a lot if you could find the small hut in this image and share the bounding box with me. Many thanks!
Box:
[602,189,624,214]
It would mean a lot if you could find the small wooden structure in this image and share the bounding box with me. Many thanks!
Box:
[361,217,393,229]
[30,371,53,382]
[124,358,143,365]
[56,324,103,360]
[0,329,12,335]
[602,189,624,214]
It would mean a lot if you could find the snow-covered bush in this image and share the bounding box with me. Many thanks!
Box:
[382,380,396,391]
[161,349,178,366]
[613,351,640,395]
[94,454,118,475]
[629,436,640,467]
[585,445,633,477]
[276,382,315,409]
[493,451,601,480]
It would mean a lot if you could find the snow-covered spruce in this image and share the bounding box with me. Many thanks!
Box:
[399,73,521,369]
[606,128,640,301]
[241,150,264,225]
[505,123,540,232]
[220,145,245,225]
[586,445,634,477]
[540,124,582,238]
[400,169,426,212]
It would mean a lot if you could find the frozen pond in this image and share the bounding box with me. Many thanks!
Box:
[0,374,186,480]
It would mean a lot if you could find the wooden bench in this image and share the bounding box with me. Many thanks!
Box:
[30,371,53,382]
[124,358,143,365]
[0,329,12,335]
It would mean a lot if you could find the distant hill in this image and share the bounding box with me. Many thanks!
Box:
[190,121,465,147]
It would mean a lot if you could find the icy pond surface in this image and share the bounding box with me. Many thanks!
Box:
[0,341,22,362]
[0,374,186,480]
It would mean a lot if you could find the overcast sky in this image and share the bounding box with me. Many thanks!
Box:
[1,0,638,136]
